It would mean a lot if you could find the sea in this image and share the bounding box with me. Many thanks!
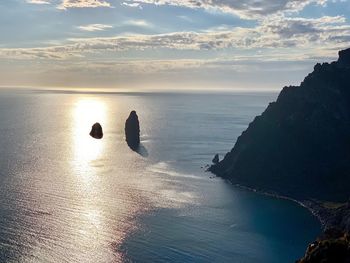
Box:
[0,89,320,263]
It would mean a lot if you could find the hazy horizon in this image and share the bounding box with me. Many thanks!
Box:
[0,0,349,90]
[0,85,283,93]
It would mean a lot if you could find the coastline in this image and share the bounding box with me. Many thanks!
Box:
[223,178,333,230]
[222,178,350,262]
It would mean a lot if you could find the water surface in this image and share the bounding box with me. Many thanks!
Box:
[0,90,320,262]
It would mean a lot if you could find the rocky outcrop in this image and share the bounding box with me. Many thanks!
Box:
[89,122,103,139]
[212,154,219,164]
[294,201,350,262]
[297,232,350,263]
[210,48,350,202]
[304,200,350,235]
[325,202,350,233]
[125,111,140,150]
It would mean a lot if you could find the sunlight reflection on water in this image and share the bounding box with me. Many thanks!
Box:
[69,98,116,262]
[0,92,321,263]
[72,98,107,170]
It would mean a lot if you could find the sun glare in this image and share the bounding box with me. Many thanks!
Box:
[72,98,107,172]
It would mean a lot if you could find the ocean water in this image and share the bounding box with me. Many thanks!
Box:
[0,90,320,263]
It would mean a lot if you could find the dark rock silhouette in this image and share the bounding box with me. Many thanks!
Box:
[125,111,140,150]
[212,154,219,164]
[325,202,350,234]
[89,122,103,139]
[210,48,350,202]
[209,48,350,262]
[339,48,350,67]
[297,232,350,263]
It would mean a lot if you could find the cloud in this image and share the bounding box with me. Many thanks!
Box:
[0,15,348,60]
[121,2,141,8]
[0,46,83,60]
[122,0,328,19]
[259,15,349,46]
[77,24,113,31]
[122,20,152,28]
[25,0,113,9]
[24,0,327,16]
[57,0,112,9]
[26,0,51,4]
[265,15,346,35]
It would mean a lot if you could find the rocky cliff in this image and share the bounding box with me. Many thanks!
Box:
[210,48,350,202]
[296,232,350,263]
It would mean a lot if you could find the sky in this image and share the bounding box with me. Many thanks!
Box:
[0,0,349,90]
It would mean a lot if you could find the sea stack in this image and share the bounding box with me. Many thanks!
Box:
[212,154,219,164]
[89,122,103,139]
[125,111,140,150]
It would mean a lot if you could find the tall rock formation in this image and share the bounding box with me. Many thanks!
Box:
[125,111,140,150]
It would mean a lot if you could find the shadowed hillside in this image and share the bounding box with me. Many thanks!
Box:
[210,48,350,202]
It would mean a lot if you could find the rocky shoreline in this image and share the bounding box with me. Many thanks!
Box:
[224,179,348,231]
[208,171,350,262]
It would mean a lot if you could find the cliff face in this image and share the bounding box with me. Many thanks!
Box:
[210,48,350,202]
[296,233,350,263]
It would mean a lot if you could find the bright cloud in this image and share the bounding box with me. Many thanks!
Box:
[121,2,141,8]
[25,0,113,9]
[77,24,113,31]
[26,0,51,4]
[122,0,328,19]
[1,15,348,60]
[123,20,152,28]
[57,0,112,9]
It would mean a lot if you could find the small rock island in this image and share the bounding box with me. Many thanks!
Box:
[212,154,219,164]
[125,111,140,150]
[89,122,103,139]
